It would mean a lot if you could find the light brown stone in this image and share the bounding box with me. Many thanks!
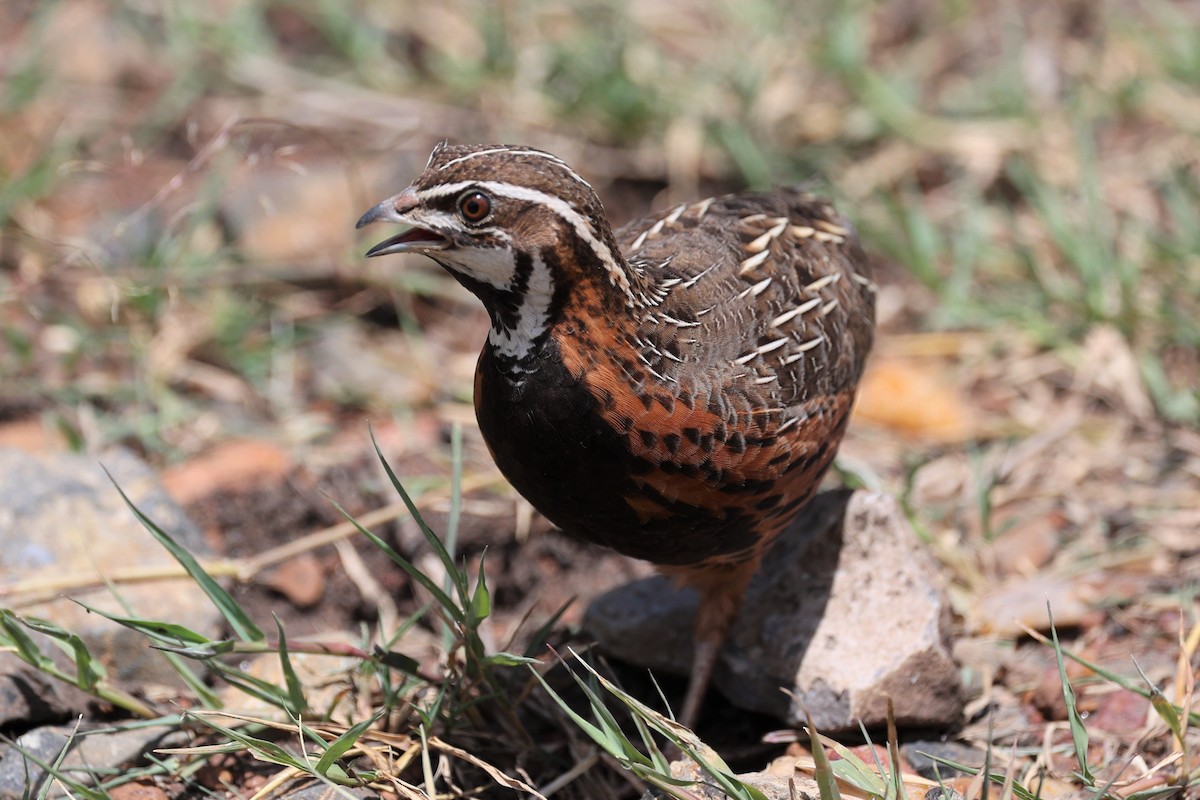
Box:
[586,490,963,730]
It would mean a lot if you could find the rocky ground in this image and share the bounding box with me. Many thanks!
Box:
[2,0,1198,798]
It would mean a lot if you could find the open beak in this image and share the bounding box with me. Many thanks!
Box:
[356,187,450,257]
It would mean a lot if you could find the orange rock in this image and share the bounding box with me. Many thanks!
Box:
[161,439,292,505]
[108,782,169,800]
[852,357,971,442]
[261,553,326,609]
[0,419,65,453]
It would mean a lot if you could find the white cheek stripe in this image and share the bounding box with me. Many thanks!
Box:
[414,180,632,299]
[487,252,555,362]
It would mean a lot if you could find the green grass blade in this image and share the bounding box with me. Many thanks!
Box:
[323,491,463,623]
[487,652,539,666]
[369,425,470,609]
[274,617,307,716]
[18,616,104,691]
[1026,626,1200,727]
[564,652,766,800]
[527,664,621,757]
[103,468,264,643]
[445,421,463,568]
[208,661,303,714]
[803,708,843,800]
[69,600,221,646]
[917,756,1041,800]
[36,719,106,800]
[314,711,383,775]
[1131,657,1186,747]
[470,549,492,624]
[186,713,310,772]
[73,599,239,703]
[1048,604,1094,783]
[0,609,57,671]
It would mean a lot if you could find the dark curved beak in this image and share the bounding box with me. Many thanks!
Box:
[356,187,419,229]
[356,187,450,257]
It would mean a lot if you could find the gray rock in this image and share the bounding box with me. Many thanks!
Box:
[0,653,94,728]
[645,760,820,800]
[902,740,986,779]
[585,490,962,731]
[0,726,68,800]
[279,784,380,800]
[0,723,187,799]
[0,448,221,693]
[69,724,188,773]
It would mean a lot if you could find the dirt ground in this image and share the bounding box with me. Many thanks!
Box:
[2,0,1199,797]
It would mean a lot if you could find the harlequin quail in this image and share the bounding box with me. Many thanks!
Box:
[357,143,876,727]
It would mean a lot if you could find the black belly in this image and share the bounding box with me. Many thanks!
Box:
[473,344,760,566]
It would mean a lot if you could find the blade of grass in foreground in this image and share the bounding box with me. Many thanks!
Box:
[370,424,471,611]
[1048,604,1094,784]
[0,610,158,718]
[104,467,264,643]
[803,706,843,800]
[532,650,767,800]
[322,491,462,623]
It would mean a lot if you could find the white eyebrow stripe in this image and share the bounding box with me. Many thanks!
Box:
[415,180,486,201]
[435,148,594,191]
[414,180,632,298]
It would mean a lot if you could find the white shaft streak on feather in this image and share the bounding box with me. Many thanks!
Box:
[629,205,686,251]
[416,180,632,300]
[771,297,821,328]
[682,262,719,289]
[852,272,878,290]
[816,219,850,236]
[781,335,825,365]
[757,337,789,355]
[659,313,700,328]
[738,248,771,275]
[736,276,773,300]
[734,350,757,365]
[487,252,554,362]
[805,272,841,293]
[744,218,789,254]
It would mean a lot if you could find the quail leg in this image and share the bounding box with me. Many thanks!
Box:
[671,559,758,729]
[679,629,722,729]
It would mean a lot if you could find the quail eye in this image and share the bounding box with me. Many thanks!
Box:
[457,191,491,223]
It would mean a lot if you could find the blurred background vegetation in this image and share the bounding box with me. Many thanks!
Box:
[2,0,1197,463]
